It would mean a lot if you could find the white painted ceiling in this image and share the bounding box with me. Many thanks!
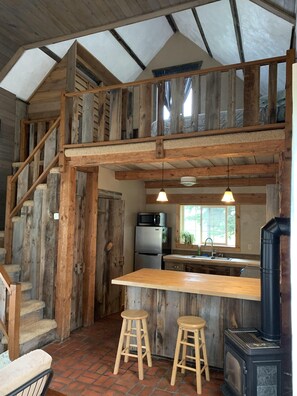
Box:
[0,0,293,101]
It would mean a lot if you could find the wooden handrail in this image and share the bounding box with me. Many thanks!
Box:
[64,54,287,98]
[11,117,61,184]
[10,153,59,218]
[0,264,12,290]
[0,265,20,360]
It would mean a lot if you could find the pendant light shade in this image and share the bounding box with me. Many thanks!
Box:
[221,158,235,203]
[156,163,168,202]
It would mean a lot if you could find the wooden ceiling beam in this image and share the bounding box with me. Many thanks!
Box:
[249,0,295,24]
[145,177,276,188]
[146,193,266,204]
[115,163,278,180]
[229,0,245,63]
[66,137,284,167]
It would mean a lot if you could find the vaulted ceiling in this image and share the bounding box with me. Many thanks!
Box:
[0,0,295,101]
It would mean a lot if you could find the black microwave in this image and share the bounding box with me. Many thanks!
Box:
[137,212,167,227]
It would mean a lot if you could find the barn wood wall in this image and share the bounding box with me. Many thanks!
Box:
[0,88,16,229]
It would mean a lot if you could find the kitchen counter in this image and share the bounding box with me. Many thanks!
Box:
[163,254,260,268]
[112,269,261,367]
[112,268,260,301]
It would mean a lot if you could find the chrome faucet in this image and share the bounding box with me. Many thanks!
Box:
[204,237,215,257]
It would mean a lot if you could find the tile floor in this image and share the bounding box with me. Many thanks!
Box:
[44,313,224,395]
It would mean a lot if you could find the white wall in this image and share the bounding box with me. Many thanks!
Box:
[98,166,146,273]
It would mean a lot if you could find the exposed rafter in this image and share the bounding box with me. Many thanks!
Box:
[229,0,245,63]
[166,14,179,33]
[191,8,213,58]
[39,46,61,63]
[115,163,278,180]
[145,177,276,188]
[250,0,295,24]
[109,29,146,71]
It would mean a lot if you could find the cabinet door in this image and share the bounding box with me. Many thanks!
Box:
[164,262,185,271]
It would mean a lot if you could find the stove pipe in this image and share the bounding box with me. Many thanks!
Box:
[260,217,290,342]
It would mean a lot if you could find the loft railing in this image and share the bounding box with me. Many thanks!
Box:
[0,265,21,360]
[4,117,61,264]
[61,49,293,146]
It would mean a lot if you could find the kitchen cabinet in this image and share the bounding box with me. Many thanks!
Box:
[163,255,260,277]
[164,261,185,271]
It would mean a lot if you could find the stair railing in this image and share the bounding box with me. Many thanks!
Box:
[4,116,61,264]
[0,265,21,360]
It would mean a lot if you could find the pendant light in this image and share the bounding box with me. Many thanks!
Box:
[221,158,235,203]
[156,163,168,202]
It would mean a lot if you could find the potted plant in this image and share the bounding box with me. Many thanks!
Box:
[181,231,195,245]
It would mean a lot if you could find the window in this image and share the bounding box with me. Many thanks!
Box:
[152,61,203,120]
[179,205,237,248]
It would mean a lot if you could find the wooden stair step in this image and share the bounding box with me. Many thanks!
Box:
[1,264,21,282]
[0,248,5,262]
[21,282,32,301]
[1,319,57,354]
[20,300,45,327]
[19,319,57,355]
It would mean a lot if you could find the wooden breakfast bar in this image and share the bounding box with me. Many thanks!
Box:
[112,268,261,368]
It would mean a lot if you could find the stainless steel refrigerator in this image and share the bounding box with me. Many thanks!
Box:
[134,226,171,270]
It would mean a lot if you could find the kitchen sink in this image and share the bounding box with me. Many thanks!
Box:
[185,255,232,261]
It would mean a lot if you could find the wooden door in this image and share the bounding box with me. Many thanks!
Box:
[95,196,125,319]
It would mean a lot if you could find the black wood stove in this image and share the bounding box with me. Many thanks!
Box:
[222,217,290,396]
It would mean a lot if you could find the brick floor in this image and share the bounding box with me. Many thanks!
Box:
[44,313,224,395]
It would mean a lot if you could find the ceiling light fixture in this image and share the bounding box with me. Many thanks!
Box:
[221,158,235,203]
[180,176,196,186]
[156,163,168,202]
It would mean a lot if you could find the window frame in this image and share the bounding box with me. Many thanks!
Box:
[175,204,241,253]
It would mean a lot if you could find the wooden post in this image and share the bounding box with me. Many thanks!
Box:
[83,169,98,326]
[55,162,76,340]
[8,283,21,360]
[279,48,294,394]
[4,176,15,264]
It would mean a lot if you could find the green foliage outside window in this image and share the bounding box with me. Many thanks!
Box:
[180,205,236,247]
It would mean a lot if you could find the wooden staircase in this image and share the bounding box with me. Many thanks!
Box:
[0,262,57,355]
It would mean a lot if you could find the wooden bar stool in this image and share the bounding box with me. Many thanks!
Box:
[113,309,152,380]
[171,315,210,394]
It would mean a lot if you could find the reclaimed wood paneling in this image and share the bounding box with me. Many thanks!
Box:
[243,65,260,126]
[268,63,277,123]
[157,82,165,136]
[126,287,261,368]
[191,75,201,132]
[227,69,236,128]
[122,87,133,139]
[81,93,95,143]
[205,71,221,130]
[28,57,67,120]
[20,201,34,281]
[139,83,152,138]
[109,89,122,140]
[43,170,60,318]
[95,197,124,318]
[170,77,184,134]
[0,88,16,229]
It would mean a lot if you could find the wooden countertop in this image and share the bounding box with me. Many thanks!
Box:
[112,268,260,301]
[163,254,260,267]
